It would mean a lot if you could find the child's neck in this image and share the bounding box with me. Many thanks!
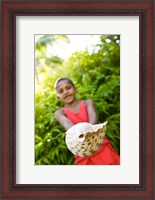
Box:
[65,99,79,108]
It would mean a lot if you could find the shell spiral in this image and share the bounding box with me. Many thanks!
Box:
[65,122,107,157]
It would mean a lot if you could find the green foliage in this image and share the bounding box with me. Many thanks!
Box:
[35,89,74,165]
[35,34,120,165]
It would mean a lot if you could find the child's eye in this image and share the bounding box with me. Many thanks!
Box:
[58,89,63,94]
[66,86,71,90]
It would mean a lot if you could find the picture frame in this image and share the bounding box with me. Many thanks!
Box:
[0,0,154,199]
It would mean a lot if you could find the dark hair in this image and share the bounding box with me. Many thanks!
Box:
[54,77,75,89]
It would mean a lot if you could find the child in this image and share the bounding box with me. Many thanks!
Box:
[54,77,120,165]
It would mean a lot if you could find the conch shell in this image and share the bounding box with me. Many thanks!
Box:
[65,122,107,157]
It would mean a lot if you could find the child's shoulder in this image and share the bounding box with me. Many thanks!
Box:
[85,99,94,105]
[54,109,65,117]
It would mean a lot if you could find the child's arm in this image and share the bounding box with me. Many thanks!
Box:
[85,99,98,124]
[54,110,74,131]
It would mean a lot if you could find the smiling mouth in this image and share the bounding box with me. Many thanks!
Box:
[64,95,71,99]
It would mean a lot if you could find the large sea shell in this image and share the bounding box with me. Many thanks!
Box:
[65,122,107,157]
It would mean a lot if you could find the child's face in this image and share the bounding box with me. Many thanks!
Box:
[56,80,77,104]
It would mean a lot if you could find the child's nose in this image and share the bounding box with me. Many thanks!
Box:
[64,89,68,94]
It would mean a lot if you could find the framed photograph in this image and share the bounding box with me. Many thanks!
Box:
[1,0,154,199]
[34,33,121,166]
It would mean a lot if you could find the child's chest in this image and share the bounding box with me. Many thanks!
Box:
[68,102,81,113]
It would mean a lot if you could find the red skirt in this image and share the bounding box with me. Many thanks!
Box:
[74,137,120,165]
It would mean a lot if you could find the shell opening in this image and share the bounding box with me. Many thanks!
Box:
[79,134,84,138]
[78,134,85,142]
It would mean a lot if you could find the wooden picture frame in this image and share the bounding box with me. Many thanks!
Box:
[1,0,154,199]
